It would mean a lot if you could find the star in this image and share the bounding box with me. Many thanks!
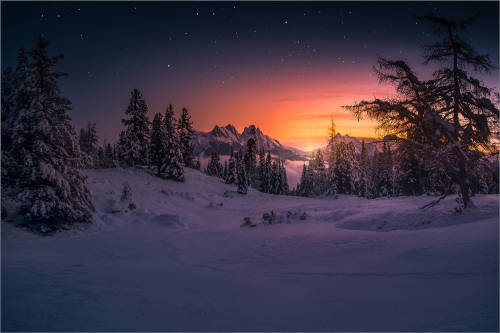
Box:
[196,12,199,16]
[284,19,288,24]
[212,11,216,16]
[56,14,61,18]
[40,13,44,18]
[80,33,84,40]
[167,64,171,68]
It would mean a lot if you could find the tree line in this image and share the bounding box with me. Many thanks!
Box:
[204,138,289,195]
[295,122,497,200]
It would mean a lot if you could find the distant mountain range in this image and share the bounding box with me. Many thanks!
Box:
[193,124,307,160]
[193,124,392,161]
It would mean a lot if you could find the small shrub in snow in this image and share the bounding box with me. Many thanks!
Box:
[208,202,223,208]
[262,211,277,225]
[223,191,234,198]
[128,203,137,211]
[241,217,256,228]
[261,210,307,226]
[120,183,132,202]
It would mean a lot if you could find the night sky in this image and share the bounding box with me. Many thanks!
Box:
[2,1,499,150]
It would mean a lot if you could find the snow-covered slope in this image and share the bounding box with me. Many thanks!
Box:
[2,168,498,331]
[193,124,307,160]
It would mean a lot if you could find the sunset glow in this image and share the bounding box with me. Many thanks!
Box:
[2,2,498,150]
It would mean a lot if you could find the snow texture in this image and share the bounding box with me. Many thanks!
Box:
[2,168,498,331]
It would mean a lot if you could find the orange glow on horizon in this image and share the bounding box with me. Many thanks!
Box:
[150,63,397,151]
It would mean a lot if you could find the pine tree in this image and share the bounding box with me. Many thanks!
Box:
[357,140,370,197]
[177,107,195,168]
[226,152,237,184]
[309,149,328,195]
[280,160,289,194]
[332,142,356,194]
[104,143,115,168]
[206,152,223,177]
[12,36,94,233]
[2,49,32,189]
[223,160,229,181]
[161,104,184,181]
[150,112,165,175]
[118,89,150,167]
[79,122,99,168]
[244,138,258,185]
[236,159,248,194]
[1,67,18,189]
[298,163,315,197]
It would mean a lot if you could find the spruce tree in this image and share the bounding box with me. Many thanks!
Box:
[333,142,356,194]
[1,68,18,189]
[226,152,237,184]
[206,152,223,177]
[223,160,229,181]
[104,143,115,168]
[161,104,184,181]
[118,89,150,167]
[79,122,99,168]
[2,49,32,189]
[236,159,248,194]
[177,107,195,168]
[244,138,258,185]
[280,160,289,194]
[13,36,94,233]
[150,112,165,175]
[357,140,370,197]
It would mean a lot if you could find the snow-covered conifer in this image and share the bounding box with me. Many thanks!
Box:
[150,112,165,174]
[226,152,237,184]
[118,89,150,167]
[206,152,223,177]
[177,107,195,168]
[161,104,184,181]
[236,160,248,194]
[13,36,94,232]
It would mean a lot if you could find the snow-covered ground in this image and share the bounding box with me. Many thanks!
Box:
[2,168,498,331]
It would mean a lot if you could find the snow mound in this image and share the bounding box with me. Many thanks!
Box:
[334,195,499,231]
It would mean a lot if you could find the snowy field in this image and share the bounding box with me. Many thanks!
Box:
[2,168,499,331]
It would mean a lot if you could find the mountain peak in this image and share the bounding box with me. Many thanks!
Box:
[224,124,238,136]
[242,124,262,137]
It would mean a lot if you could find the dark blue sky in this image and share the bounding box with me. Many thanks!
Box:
[2,1,498,147]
